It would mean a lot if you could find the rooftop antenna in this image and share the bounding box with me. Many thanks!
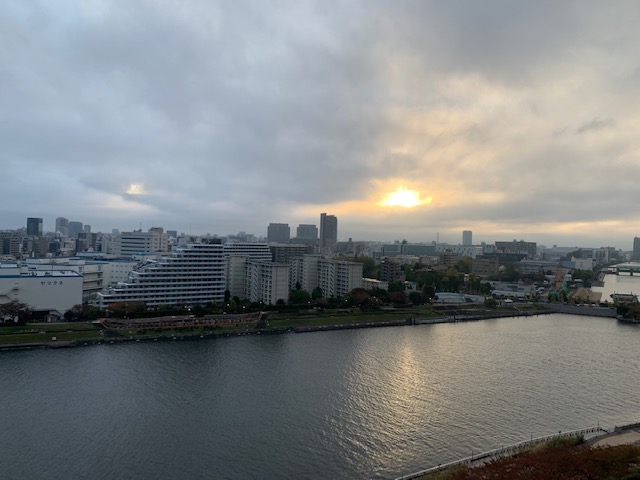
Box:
[437,232,439,245]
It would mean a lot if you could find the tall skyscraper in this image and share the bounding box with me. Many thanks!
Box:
[267,223,290,244]
[68,221,83,238]
[319,213,338,250]
[26,217,43,236]
[55,217,69,235]
[463,230,473,246]
[296,224,318,241]
[633,237,640,261]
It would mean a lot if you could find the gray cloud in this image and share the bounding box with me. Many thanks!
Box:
[3,1,640,248]
[576,117,615,134]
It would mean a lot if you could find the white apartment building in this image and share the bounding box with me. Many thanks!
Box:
[227,256,290,305]
[0,263,82,318]
[246,261,289,305]
[97,242,226,308]
[290,255,363,298]
[223,242,272,262]
[113,227,169,258]
[289,254,322,292]
[227,256,249,299]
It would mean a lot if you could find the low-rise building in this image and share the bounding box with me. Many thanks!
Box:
[471,257,500,277]
[435,244,482,259]
[362,278,389,291]
[0,263,82,319]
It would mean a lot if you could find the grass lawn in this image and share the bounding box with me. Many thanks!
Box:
[0,329,103,345]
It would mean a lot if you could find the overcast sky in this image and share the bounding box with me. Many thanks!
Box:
[3,1,640,248]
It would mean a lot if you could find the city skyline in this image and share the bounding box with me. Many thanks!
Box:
[2,213,638,251]
[3,2,640,248]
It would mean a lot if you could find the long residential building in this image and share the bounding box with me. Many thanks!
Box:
[290,254,362,298]
[97,242,276,308]
[96,242,226,308]
[223,242,272,262]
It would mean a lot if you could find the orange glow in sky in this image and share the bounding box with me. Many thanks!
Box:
[378,186,432,208]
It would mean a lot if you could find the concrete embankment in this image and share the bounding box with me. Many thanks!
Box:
[540,303,618,318]
[414,310,551,325]
[292,319,410,333]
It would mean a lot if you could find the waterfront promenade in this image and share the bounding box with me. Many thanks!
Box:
[0,307,556,350]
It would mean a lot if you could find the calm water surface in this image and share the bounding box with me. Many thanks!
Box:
[1,314,639,479]
[592,271,640,302]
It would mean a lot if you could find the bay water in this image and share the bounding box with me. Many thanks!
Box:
[1,314,639,479]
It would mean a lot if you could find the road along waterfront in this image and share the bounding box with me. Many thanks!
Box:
[1,313,638,479]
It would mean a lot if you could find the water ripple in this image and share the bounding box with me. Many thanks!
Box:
[1,314,639,479]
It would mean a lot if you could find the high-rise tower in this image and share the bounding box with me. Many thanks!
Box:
[633,237,640,261]
[319,213,338,250]
[55,217,69,236]
[267,223,290,244]
[26,217,43,236]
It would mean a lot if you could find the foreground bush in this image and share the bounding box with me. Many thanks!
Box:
[422,443,640,480]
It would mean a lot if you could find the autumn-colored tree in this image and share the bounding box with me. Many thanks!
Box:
[107,301,146,318]
[437,443,640,480]
[0,300,32,323]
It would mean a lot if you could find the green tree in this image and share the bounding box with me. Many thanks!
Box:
[422,285,436,302]
[442,267,462,292]
[345,288,377,307]
[369,287,389,303]
[408,291,423,304]
[501,263,521,282]
[289,289,311,305]
[108,301,146,318]
[484,297,497,309]
[403,265,416,282]
[388,281,405,293]
[351,256,378,279]
[389,290,407,305]
[457,256,472,274]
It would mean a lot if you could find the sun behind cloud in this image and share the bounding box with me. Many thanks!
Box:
[126,183,145,195]
[378,186,432,208]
